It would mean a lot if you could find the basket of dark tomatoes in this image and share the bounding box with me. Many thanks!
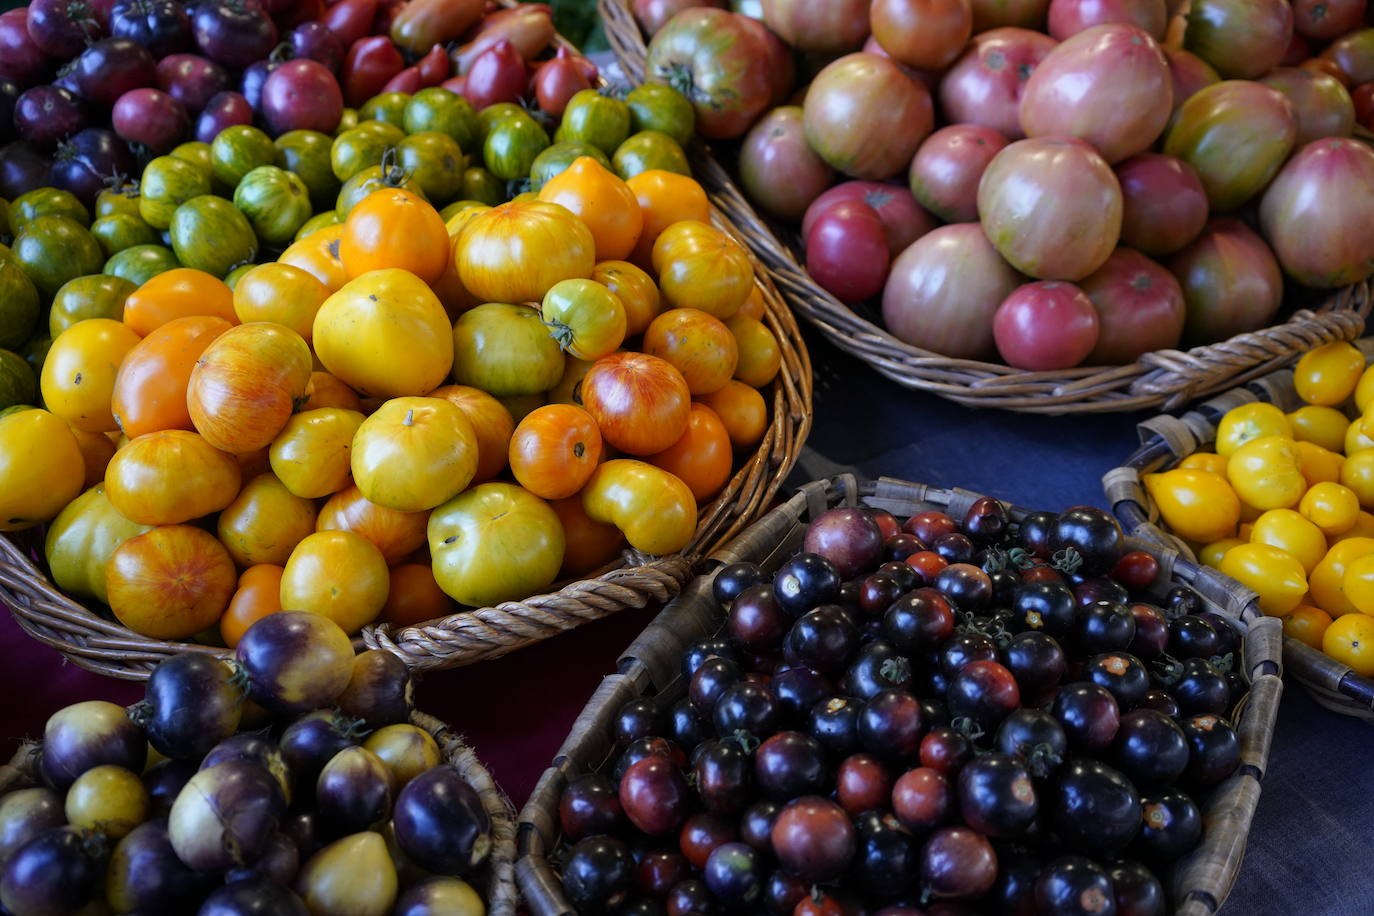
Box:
[0,611,516,916]
[1106,338,1374,724]
[514,474,1282,915]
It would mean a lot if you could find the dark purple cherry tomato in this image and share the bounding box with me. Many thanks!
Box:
[1170,658,1230,717]
[934,563,993,612]
[921,826,998,899]
[1049,758,1141,853]
[51,127,133,208]
[754,731,828,800]
[1050,506,1125,577]
[290,21,343,72]
[704,841,762,909]
[1181,714,1240,788]
[958,753,1038,837]
[932,532,976,564]
[774,553,842,617]
[71,37,156,106]
[858,688,924,759]
[112,87,187,154]
[1011,582,1077,637]
[679,811,736,869]
[878,559,921,591]
[111,0,191,57]
[195,89,252,143]
[836,753,892,816]
[193,0,278,70]
[713,562,766,607]
[1167,615,1220,660]
[669,699,708,753]
[614,698,664,747]
[729,584,789,651]
[858,572,907,618]
[683,638,739,679]
[988,848,1044,916]
[1128,604,1169,661]
[27,0,105,58]
[14,85,86,150]
[639,850,690,898]
[771,666,830,726]
[694,740,751,814]
[883,588,956,653]
[666,878,718,916]
[562,835,635,913]
[1109,859,1166,916]
[963,496,1009,543]
[1019,511,1057,558]
[994,708,1068,771]
[690,656,743,718]
[738,799,779,853]
[560,773,624,841]
[845,640,912,699]
[712,681,779,740]
[1085,652,1150,710]
[1034,855,1116,916]
[620,757,690,837]
[803,507,885,579]
[884,533,927,563]
[919,728,974,776]
[1000,631,1067,700]
[1132,789,1202,863]
[784,605,858,674]
[853,810,919,897]
[615,737,684,781]
[1051,682,1121,753]
[939,632,999,679]
[770,796,856,883]
[810,696,860,759]
[947,660,1021,730]
[1077,601,1137,656]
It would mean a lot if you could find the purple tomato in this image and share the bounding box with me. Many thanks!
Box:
[52,127,136,208]
[908,123,1009,223]
[195,90,254,143]
[156,54,228,114]
[290,21,344,73]
[993,280,1100,369]
[1114,153,1209,257]
[70,37,157,107]
[14,85,87,150]
[0,10,53,86]
[0,141,52,198]
[260,60,343,136]
[803,180,937,259]
[110,0,192,58]
[738,106,835,222]
[27,0,106,58]
[806,201,891,304]
[112,88,189,154]
[194,0,279,70]
[940,27,1058,140]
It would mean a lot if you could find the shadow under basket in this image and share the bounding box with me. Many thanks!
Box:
[1105,339,1374,723]
[516,474,1283,915]
[597,0,1373,413]
[0,709,520,916]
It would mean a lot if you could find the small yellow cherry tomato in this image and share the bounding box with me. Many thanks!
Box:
[1356,363,1374,413]
[1281,604,1332,648]
[1200,537,1246,569]
[1290,405,1351,454]
[1215,402,1292,457]
[1293,340,1364,405]
[1309,536,1374,616]
[1296,440,1344,487]
[1341,450,1374,508]
[1218,542,1308,615]
[1142,468,1240,543]
[1178,452,1228,476]
[1226,436,1306,510]
[1346,418,1374,455]
[1344,553,1374,615]
[1299,481,1361,536]
[1323,611,1374,676]
[1250,508,1327,573]
[1334,510,1374,543]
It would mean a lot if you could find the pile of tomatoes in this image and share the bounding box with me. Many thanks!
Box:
[555,499,1245,914]
[1141,340,1374,675]
[0,152,784,646]
[0,611,494,915]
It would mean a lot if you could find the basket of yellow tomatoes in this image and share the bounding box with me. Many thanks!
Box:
[0,151,812,678]
[1106,338,1374,721]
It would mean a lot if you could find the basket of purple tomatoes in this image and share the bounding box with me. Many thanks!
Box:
[514,474,1282,916]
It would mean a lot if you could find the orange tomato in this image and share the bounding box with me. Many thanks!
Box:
[280,530,391,633]
[220,564,285,648]
[301,372,363,412]
[538,157,643,261]
[581,352,692,456]
[268,408,365,499]
[339,188,449,284]
[217,472,319,567]
[592,260,660,336]
[550,495,625,578]
[121,268,237,337]
[727,314,782,387]
[105,430,242,526]
[626,169,710,265]
[280,223,348,290]
[454,199,596,304]
[698,380,768,449]
[643,308,739,396]
[648,402,733,503]
[378,563,452,626]
[427,384,515,483]
[509,404,604,500]
[735,286,767,321]
[317,484,429,565]
[111,315,232,438]
[651,220,753,319]
[1281,604,1333,649]
[41,318,143,433]
[69,426,117,488]
[106,525,237,639]
[232,263,333,341]
[187,323,314,454]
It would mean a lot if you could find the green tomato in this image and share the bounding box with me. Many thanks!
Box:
[170,141,216,179]
[336,107,360,134]
[359,92,411,128]
[427,482,564,607]
[556,89,632,156]
[405,87,479,151]
[530,142,612,190]
[95,184,142,220]
[139,155,213,230]
[224,262,255,290]
[103,244,180,286]
[460,167,506,207]
[49,275,136,338]
[45,484,153,604]
[91,213,159,259]
[0,348,37,410]
[483,113,550,182]
[211,125,278,189]
[0,259,40,350]
[395,131,467,204]
[233,165,313,247]
[295,210,342,242]
[11,216,104,300]
[451,302,565,396]
[10,187,89,232]
[626,83,697,147]
[276,129,342,210]
[613,130,691,179]
[331,121,406,182]
[169,196,258,278]
[476,102,528,145]
[0,198,10,241]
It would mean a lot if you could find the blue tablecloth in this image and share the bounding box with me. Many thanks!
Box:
[797,325,1374,915]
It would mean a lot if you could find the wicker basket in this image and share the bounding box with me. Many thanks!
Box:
[0,20,813,679]
[0,709,519,915]
[598,0,1374,413]
[516,474,1283,915]
[1105,341,1374,722]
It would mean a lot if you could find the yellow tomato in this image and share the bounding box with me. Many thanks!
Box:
[1218,542,1307,615]
[1250,508,1326,573]
[651,220,753,320]
[1293,340,1364,405]
[1281,604,1332,648]
[1296,440,1344,487]
[216,472,319,567]
[1323,611,1374,676]
[40,319,142,432]
[1199,537,1245,569]
[1344,553,1374,615]
[1334,510,1374,542]
[1341,449,1374,508]
[1142,468,1240,543]
[232,263,332,340]
[1288,405,1350,453]
[268,408,365,499]
[1346,419,1374,455]
[1309,537,1374,616]
[1299,481,1361,536]
[69,425,116,488]
[313,268,454,399]
[592,260,659,336]
[1178,452,1228,476]
[104,430,242,526]
[280,530,390,633]
[728,314,782,388]
[1356,363,1374,413]
[351,397,478,512]
[0,409,85,531]
[454,199,596,304]
[1226,436,1305,510]
[582,458,696,555]
[1215,402,1292,457]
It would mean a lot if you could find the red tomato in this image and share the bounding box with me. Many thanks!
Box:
[806,201,890,304]
[582,352,692,456]
[342,35,404,107]
[992,281,1100,370]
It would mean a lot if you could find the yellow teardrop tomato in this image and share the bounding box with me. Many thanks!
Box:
[1323,611,1374,676]
[537,156,643,262]
[1341,449,1374,508]
[582,458,697,555]
[1344,553,1374,615]
[592,260,659,336]
[1226,436,1305,510]
[428,481,565,607]
[1334,510,1374,543]
[1296,440,1344,487]
[454,199,596,304]
[1299,481,1361,536]
[232,263,332,341]
[1215,402,1292,457]
[105,429,241,526]
[1142,468,1240,544]
[313,268,454,399]
[651,220,753,320]
[1178,452,1228,476]
[217,472,319,567]
[627,169,711,266]
[1288,404,1350,453]
[43,483,151,602]
[351,397,478,512]
[1309,536,1374,616]
[1250,508,1326,573]
[1347,417,1374,455]
[40,318,143,432]
[1293,340,1364,405]
[1199,537,1246,569]
[1281,604,1332,648]
[1218,542,1307,615]
[269,408,365,499]
[541,278,627,361]
[280,530,390,633]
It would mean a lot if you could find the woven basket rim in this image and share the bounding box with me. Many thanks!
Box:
[1103,342,1374,723]
[598,0,1374,414]
[515,473,1284,915]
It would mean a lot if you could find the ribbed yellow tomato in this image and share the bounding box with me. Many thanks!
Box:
[1214,402,1292,457]
[105,430,241,526]
[1300,481,1361,536]
[313,268,454,399]
[0,409,85,531]
[1227,436,1305,510]
[1218,542,1307,615]
[268,408,365,499]
[41,319,142,432]
[351,397,478,512]
[217,472,318,567]
[582,458,697,555]
[1142,468,1240,544]
[454,199,596,304]
[280,530,390,633]
[1250,508,1326,573]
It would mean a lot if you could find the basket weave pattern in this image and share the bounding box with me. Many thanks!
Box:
[598,0,1374,413]
[516,475,1283,915]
